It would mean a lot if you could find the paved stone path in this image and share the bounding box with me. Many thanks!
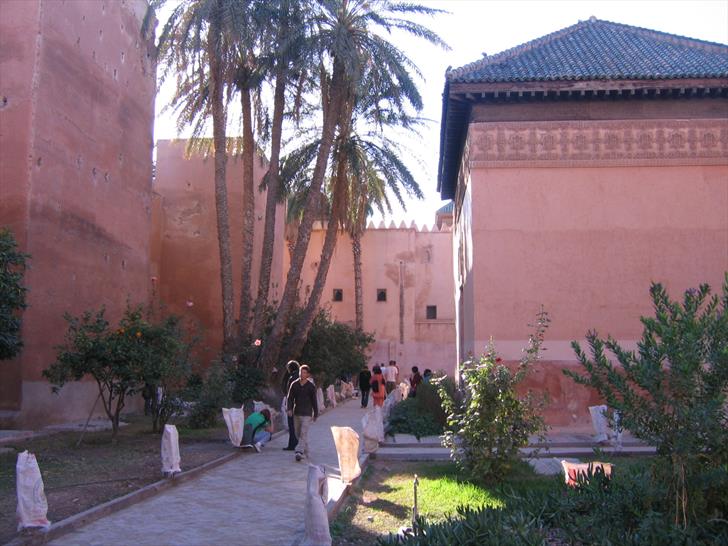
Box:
[49,398,367,546]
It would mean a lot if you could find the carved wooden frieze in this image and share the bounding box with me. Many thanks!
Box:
[468,119,728,168]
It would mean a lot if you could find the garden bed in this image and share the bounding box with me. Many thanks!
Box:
[330,460,552,545]
[0,414,231,544]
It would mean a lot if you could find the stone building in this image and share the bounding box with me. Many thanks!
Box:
[438,18,728,428]
[0,0,156,427]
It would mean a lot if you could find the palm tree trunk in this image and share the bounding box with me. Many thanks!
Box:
[207,26,235,353]
[238,85,255,340]
[352,230,363,331]
[257,62,347,371]
[251,64,286,341]
[284,183,344,359]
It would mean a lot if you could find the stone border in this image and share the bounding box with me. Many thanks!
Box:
[8,430,288,546]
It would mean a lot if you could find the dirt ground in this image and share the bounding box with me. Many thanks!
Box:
[0,415,232,544]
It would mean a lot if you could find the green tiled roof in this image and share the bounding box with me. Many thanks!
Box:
[448,18,728,83]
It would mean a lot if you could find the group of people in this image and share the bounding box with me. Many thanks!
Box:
[240,359,319,462]
[357,360,432,408]
[249,359,435,460]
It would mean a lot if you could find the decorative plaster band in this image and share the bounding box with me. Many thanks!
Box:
[468,119,728,168]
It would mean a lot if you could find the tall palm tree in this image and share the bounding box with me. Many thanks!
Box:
[148,0,242,354]
[257,0,445,371]
[251,0,312,341]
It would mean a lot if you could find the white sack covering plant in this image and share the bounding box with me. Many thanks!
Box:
[326,385,337,408]
[589,405,609,443]
[16,450,50,531]
[161,424,181,475]
[316,387,325,413]
[281,397,289,430]
[302,464,331,546]
[361,405,385,453]
[331,426,361,484]
[222,407,245,447]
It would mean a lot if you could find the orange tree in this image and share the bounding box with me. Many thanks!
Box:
[44,305,191,441]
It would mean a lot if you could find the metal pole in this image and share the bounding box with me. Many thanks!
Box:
[412,474,419,533]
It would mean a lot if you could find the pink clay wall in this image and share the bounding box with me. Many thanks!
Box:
[152,140,285,364]
[0,0,156,426]
[463,163,728,428]
[293,224,457,377]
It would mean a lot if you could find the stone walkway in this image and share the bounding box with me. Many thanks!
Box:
[48,398,367,546]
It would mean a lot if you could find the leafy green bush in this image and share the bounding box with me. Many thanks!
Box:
[229,364,265,406]
[187,363,233,429]
[0,227,29,361]
[388,398,443,439]
[298,309,374,386]
[566,276,728,527]
[437,309,549,483]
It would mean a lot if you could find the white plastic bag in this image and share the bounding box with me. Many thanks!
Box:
[161,424,181,475]
[398,381,410,400]
[281,397,289,431]
[331,426,361,484]
[222,407,245,447]
[361,406,384,453]
[302,464,331,546]
[16,451,50,531]
[326,385,337,408]
[589,405,609,443]
[316,388,325,413]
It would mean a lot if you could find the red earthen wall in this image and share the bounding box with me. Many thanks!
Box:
[0,0,155,426]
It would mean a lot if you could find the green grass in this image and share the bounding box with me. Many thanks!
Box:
[330,460,553,545]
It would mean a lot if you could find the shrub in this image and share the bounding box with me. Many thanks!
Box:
[229,364,265,406]
[437,309,549,483]
[566,276,728,527]
[388,398,443,439]
[187,362,233,429]
[298,309,374,387]
[0,227,29,361]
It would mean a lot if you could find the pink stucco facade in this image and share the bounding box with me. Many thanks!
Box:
[293,222,457,377]
[453,114,728,429]
[0,0,156,426]
[151,140,286,364]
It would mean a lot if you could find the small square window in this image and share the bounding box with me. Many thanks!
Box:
[332,289,343,302]
[376,289,387,302]
[426,305,437,320]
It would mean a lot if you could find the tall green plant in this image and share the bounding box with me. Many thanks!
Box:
[438,309,550,482]
[566,276,728,527]
[0,228,29,361]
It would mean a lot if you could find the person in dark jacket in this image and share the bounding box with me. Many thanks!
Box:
[281,360,300,450]
[358,366,372,408]
[287,364,318,461]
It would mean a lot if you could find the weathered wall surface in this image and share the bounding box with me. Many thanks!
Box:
[460,115,728,428]
[152,140,285,364]
[294,223,457,377]
[0,0,155,426]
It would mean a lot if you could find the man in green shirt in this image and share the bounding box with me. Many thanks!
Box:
[244,408,273,452]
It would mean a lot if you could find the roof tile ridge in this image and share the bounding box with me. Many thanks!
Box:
[448,19,588,80]
[597,18,728,54]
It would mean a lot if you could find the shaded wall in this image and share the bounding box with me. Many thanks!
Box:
[294,223,457,377]
[455,112,728,429]
[152,140,285,365]
[0,0,156,426]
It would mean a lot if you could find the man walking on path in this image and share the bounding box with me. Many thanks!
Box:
[287,364,318,461]
[358,365,371,408]
[384,360,399,394]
